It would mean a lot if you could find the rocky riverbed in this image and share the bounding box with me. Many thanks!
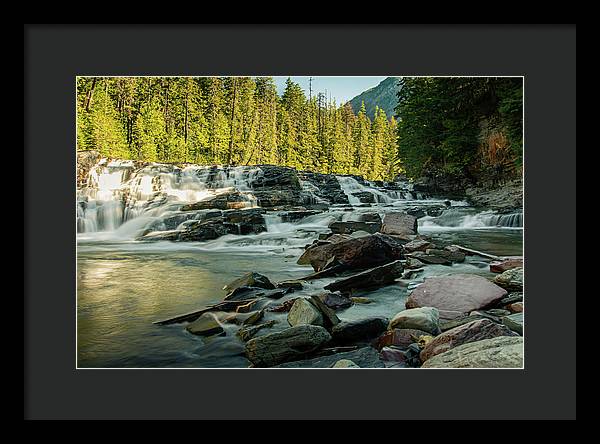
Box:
[76,152,523,368]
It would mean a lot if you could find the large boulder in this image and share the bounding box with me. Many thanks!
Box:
[245,325,332,367]
[273,346,384,368]
[330,317,389,344]
[287,298,325,327]
[421,336,524,368]
[185,313,225,337]
[297,233,405,272]
[493,267,524,292]
[324,260,404,293]
[406,251,452,265]
[403,238,435,253]
[380,212,418,236]
[405,274,508,319]
[389,307,441,335]
[419,318,518,362]
[329,221,381,235]
[223,272,276,293]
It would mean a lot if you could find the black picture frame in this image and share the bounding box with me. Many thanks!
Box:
[24,24,576,420]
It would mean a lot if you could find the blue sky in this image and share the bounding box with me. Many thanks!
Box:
[273,76,387,105]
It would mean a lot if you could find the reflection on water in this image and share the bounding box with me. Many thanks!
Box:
[77,249,310,367]
[77,224,522,368]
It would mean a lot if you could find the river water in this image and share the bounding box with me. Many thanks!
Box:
[77,160,523,368]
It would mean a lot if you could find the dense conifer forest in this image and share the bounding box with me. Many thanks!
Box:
[76,76,522,183]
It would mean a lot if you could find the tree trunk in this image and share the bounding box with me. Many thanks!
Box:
[228,78,238,165]
[84,78,97,111]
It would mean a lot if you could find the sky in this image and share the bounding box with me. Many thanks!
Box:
[273,76,387,105]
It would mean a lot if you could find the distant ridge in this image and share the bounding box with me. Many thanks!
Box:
[348,77,401,120]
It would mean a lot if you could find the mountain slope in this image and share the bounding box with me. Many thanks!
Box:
[348,77,401,120]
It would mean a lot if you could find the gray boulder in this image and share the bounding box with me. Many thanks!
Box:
[245,325,332,367]
[494,267,524,292]
[420,318,518,362]
[331,317,389,344]
[389,307,441,335]
[380,212,418,236]
[405,274,508,319]
[324,260,404,293]
[421,336,524,368]
[287,298,325,327]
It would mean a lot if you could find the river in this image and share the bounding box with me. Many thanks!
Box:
[76,160,523,368]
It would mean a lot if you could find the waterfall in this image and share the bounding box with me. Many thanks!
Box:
[77,159,262,235]
[336,176,394,204]
[419,209,523,229]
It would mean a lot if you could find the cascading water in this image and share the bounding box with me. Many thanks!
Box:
[419,208,523,230]
[77,159,263,236]
[77,157,523,369]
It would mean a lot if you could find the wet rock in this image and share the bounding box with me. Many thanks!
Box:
[235,299,262,313]
[493,267,524,292]
[273,346,384,368]
[389,307,441,335]
[309,295,341,327]
[180,192,251,211]
[276,280,304,291]
[352,191,376,203]
[380,346,411,368]
[245,325,332,367]
[421,336,524,368]
[403,239,435,253]
[439,313,493,332]
[507,302,523,313]
[374,328,431,351]
[331,317,388,344]
[298,171,349,205]
[329,221,382,235]
[332,359,360,368]
[266,297,299,313]
[405,274,508,320]
[350,297,372,304]
[502,312,524,335]
[425,248,466,263]
[236,320,277,342]
[223,272,276,293]
[254,165,302,190]
[405,208,426,219]
[287,298,325,327]
[359,212,383,224]
[318,292,353,310]
[490,258,523,273]
[324,260,404,293]
[380,212,418,236]
[297,233,405,272]
[403,257,425,269]
[407,251,452,265]
[279,210,322,223]
[222,309,264,326]
[185,313,225,337]
[253,189,304,207]
[419,318,518,363]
